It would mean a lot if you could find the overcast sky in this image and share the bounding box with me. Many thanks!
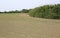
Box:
[0,0,60,11]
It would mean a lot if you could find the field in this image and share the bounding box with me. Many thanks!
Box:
[0,13,60,38]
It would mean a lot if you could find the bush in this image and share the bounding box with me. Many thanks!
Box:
[29,4,60,19]
[21,9,29,13]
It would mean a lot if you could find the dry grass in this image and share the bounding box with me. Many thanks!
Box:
[0,13,60,38]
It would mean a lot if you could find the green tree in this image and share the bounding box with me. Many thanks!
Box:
[29,4,60,19]
[21,9,29,13]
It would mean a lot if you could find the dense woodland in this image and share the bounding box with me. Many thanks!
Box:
[29,4,60,19]
[0,4,60,19]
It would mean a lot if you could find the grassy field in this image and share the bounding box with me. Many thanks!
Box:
[0,13,60,38]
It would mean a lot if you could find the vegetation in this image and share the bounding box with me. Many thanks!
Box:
[0,13,60,38]
[29,4,60,19]
[0,9,30,13]
[0,4,60,19]
[20,9,29,13]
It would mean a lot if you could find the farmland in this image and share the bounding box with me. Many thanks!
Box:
[0,13,60,38]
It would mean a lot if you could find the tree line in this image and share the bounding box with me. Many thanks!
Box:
[29,4,60,19]
[0,9,31,13]
[0,4,60,19]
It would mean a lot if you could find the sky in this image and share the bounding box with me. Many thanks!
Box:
[0,0,60,11]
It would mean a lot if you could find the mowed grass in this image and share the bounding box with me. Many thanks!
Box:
[0,13,60,38]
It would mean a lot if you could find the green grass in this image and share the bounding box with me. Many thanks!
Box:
[0,13,60,38]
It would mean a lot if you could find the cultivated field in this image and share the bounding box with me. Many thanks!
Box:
[0,13,60,38]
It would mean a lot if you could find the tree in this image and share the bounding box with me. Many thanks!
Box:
[29,4,60,19]
[21,9,29,13]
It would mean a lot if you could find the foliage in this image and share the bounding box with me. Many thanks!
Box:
[20,9,29,13]
[0,9,30,13]
[29,4,60,19]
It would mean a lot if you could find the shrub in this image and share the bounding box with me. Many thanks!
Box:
[29,4,60,19]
